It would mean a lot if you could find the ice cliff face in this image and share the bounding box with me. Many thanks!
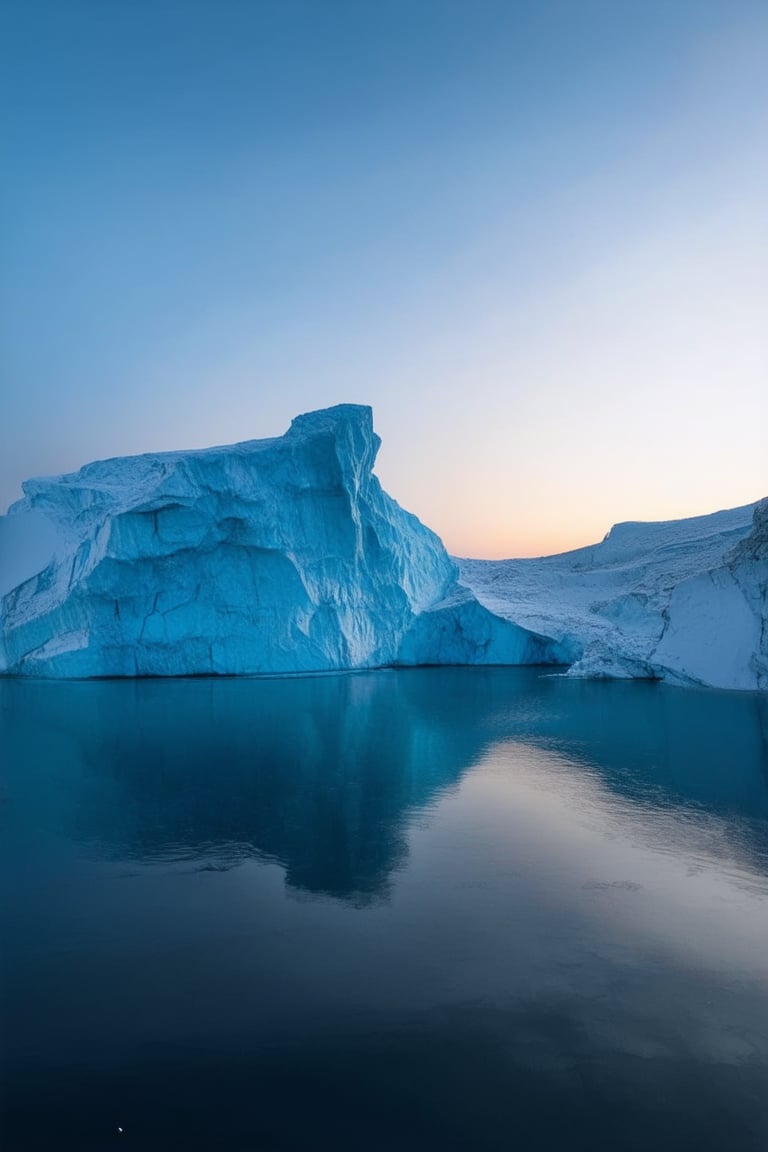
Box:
[0,405,563,677]
[459,499,768,691]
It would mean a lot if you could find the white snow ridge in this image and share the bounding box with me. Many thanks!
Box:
[0,404,765,689]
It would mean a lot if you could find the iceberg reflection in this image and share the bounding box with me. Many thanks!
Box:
[1,669,767,900]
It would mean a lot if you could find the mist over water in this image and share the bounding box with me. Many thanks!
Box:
[2,668,768,1150]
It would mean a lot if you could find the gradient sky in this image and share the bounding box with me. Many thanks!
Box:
[2,0,766,557]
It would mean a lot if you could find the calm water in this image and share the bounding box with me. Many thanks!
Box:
[2,668,768,1151]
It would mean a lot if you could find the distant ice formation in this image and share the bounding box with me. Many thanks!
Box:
[0,404,765,689]
[459,498,768,691]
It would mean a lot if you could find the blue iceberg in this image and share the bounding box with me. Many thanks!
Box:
[0,405,563,677]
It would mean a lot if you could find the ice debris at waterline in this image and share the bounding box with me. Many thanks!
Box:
[0,406,561,677]
[0,405,765,688]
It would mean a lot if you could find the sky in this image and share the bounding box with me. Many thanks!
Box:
[2,0,766,558]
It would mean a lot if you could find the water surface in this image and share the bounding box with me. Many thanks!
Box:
[2,668,768,1150]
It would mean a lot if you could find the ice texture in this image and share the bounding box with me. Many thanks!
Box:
[0,405,564,677]
[459,499,768,691]
[1,404,765,688]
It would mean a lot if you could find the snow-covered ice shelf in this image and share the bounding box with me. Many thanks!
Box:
[459,499,768,691]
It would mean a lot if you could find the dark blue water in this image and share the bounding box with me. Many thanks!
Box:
[2,668,768,1151]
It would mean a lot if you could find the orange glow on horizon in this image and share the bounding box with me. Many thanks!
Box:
[446,529,602,561]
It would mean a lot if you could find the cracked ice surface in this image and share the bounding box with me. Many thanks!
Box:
[459,498,768,691]
[0,405,564,677]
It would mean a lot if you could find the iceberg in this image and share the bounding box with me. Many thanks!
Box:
[459,498,768,691]
[0,405,564,677]
[0,403,765,689]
